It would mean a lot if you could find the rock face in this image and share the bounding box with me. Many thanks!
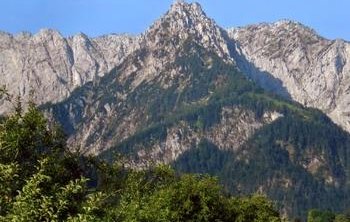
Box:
[0,30,137,114]
[143,1,233,63]
[229,21,350,132]
[48,1,240,155]
[2,5,350,136]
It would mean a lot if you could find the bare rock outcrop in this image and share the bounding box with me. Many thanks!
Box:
[0,30,137,113]
[229,21,350,131]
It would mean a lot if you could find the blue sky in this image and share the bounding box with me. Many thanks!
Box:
[0,0,349,40]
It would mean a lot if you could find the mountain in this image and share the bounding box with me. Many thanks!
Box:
[229,21,350,132]
[45,2,350,218]
[2,9,350,137]
[1,1,350,219]
[0,29,137,114]
[47,1,239,154]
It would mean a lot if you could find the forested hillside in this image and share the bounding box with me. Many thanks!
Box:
[0,98,283,221]
[1,93,349,221]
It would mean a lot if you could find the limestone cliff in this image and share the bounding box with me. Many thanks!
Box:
[229,21,350,132]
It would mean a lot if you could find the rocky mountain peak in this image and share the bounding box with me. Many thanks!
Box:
[110,1,237,93]
[142,1,233,62]
[72,32,89,40]
[33,29,64,42]
[229,20,325,50]
[230,20,350,133]
[69,32,93,49]
[169,0,205,18]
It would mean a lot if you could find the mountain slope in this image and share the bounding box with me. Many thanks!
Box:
[229,21,350,132]
[47,1,237,154]
[2,9,350,137]
[0,30,136,114]
[44,2,350,219]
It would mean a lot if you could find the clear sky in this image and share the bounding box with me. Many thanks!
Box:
[0,0,349,40]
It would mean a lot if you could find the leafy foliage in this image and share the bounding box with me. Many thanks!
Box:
[104,165,281,222]
[307,209,350,222]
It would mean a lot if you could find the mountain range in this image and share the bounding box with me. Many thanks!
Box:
[0,1,349,219]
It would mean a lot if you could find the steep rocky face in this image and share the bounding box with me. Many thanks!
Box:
[141,1,233,63]
[93,34,139,72]
[2,5,350,137]
[229,21,350,132]
[49,1,238,155]
[0,30,137,114]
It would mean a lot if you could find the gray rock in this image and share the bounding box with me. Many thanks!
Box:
[55,1,239,154]
[0,29,137,114]
[1,1,350,135]
[228,21,350,132]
